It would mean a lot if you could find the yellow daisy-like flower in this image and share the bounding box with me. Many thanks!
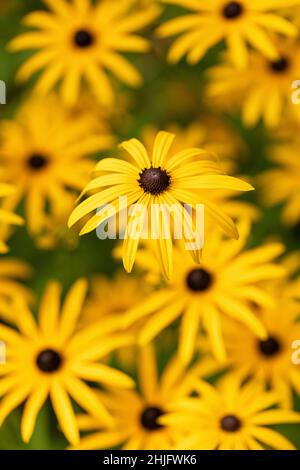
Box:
[161,376,300,450]
[222,300,300,409]
[157,0,300,68]
[0,94,114,236]
[68,131,253,279]
[207,39,300,127]
[0,279,134,445]
[0,258,32,324]
[260,139,300,226]
[73,344,216,450]
[9,0,160,107]
[124,220,285,364]
[0,184,24,253]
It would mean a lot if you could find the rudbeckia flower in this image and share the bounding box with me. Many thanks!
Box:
[0,94,114,236]
[260,139,300,226]
[161,376,300,450]
[72,344,216,450]
[123,220,285,364]
[207,39,300,127]
[222,299,300,409]
[0,279,134,445]
[9,0,160,106]
[68,131,253,279]
[0,184,24,253]
[157,0,300,68]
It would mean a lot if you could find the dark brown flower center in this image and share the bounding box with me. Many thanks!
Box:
[258,336,281,357]
[138,167,171,195]
[140,406,164,431]
[270,57,289,73]
[74,29,95,48]
[223,2,244,19]
[186,268,213,292]
[27,153,48,170]
[36,349,63,373]
[220,414,242,432]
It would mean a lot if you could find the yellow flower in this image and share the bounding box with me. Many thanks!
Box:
[207,38,300,127]
[72,344,216,450]
[222,299,300,409]
[0,257,32,324]
[0,279,134,445]
[0,184,24,253]
[259,139,300,226]
[157,0,299,68]
[68,131,253,279]
[161,375,300,450]
[124,220,285,364]
[0,93,114,236]
[9,0,160,107]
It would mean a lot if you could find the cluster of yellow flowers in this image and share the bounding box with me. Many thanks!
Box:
[0,0,300,451]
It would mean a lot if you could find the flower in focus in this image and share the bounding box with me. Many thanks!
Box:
[9,0,160,106]
[123,220,285,364]
[69,131,253,279]
[73,344,215,450]
[161,375,300,449]
[207,39,300,127]
[0,94,114,237]
[157,0,299,68]
[0,279,134,445]
[0,184,24,253]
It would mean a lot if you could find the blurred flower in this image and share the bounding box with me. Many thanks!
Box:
[124,220,285,364]
[222,299,300,409]
[207,38,300,127]
[73,344,215,450]
[0,279,134,445]
[259,138,300,226]
[161,375,300,449]
[69,131,253,279]
[0,184,24,253]
[9,0,160,107]
[0,258,32,324]
[0,93,114,237]
[157,0,299,68]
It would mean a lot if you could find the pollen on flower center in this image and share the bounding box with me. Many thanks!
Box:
[258,336,281,357]
[138,167,171,195]
[220,414,242,432]
[74,29,95,48]
[140,406,164,431]
[36,348,63,373]
[186,268,213,292]
[27,153,48,170]
[223,2,244,19]
[270,57,289,73]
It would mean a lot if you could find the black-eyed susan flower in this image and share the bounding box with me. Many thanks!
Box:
[72,344,216,450]
[161,376,300,450]
[0,184,24,253]
[123,220,285,364]
[157,0,300,68]
[68,131,253,279]
[260,139,300,226]
[0,279,134,445]
[9,0,160,107]
[0,258,32,324]
[223,298,300,409]
[0,94,114,236]
[207,38,300,127]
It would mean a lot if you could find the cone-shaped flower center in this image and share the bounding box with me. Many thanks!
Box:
[36,349,63,373]
[138,167,171,195]
[270,57,289,73]
[74,29,95,48]
[186,268,213,292]
[140,406,164,431]
[223,2,244,19]
[220,414,242,432]
[27,153,48,170]
[258,336,281,357]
